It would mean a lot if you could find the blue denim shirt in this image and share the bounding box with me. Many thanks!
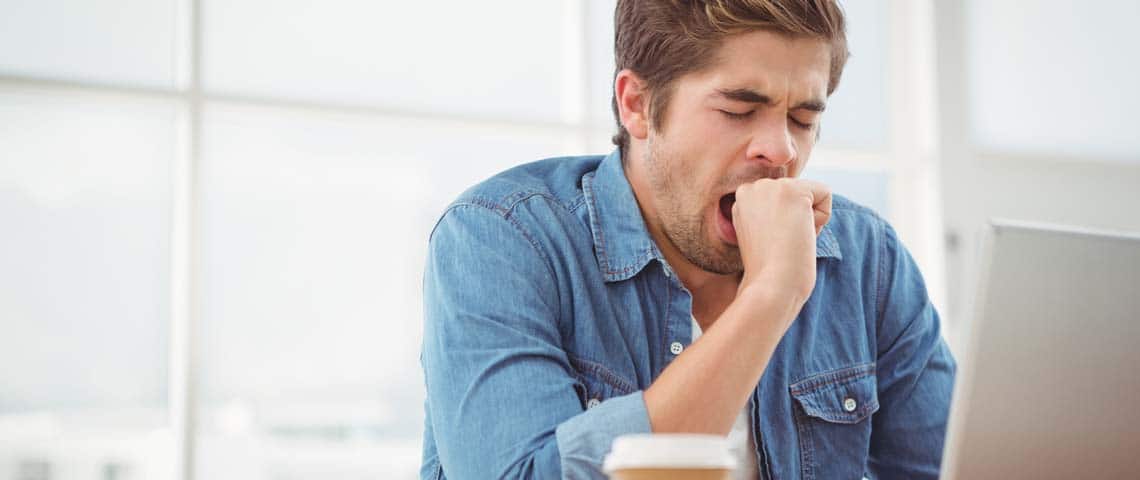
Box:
[421,149,955,480]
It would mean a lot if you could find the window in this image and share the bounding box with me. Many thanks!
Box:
[967,0,1140,162]
[0,1,931,478]
[0,88,178,479]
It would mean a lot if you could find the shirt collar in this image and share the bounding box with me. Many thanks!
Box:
[582,149,842,283]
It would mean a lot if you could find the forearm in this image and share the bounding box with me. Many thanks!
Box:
[643,287,800,434]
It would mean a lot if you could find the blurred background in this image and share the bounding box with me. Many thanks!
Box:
[1,0,1137,479]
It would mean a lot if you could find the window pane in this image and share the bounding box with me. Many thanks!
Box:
[587,0,618,127]
[801,165,891,217]
[0,88,177,478]
[819,0,890,149]
[967,0,1140,162]
[203,0,572,123]
[0,0,179,88]
[197,102,576,479]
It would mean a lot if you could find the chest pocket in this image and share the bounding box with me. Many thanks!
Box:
[790,363,879,480]
[569,355,636,410]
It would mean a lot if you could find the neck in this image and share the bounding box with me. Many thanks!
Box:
[621,143,741,327]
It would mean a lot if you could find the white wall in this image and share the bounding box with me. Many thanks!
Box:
[934,0,1140,346]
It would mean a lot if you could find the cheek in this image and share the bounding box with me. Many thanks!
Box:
[655,130,733,204]
[680,169,722,216]
[660,161,707,212]
[793,143,814,176]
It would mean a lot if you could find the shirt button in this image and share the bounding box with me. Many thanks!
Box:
[586,398,601,409]
[844,397,858,412]
[669,342,684,355]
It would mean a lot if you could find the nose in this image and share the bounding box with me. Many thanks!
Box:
[744,118,797,171]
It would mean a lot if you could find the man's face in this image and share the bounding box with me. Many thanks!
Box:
[639,30,832,275]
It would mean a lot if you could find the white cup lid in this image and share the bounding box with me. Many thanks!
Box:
[602,434,736,472]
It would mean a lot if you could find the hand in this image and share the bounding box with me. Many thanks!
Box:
[731,178,832,319]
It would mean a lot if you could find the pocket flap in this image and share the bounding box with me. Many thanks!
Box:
[790,363,879,424]
[568,355,636,405]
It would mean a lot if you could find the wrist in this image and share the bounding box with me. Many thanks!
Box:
[735,281,804,323]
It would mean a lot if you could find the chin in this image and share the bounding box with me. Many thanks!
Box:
[693,237,743,275]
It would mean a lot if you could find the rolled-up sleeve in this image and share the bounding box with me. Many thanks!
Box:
[555,391,651,476]
[868,223,957,479]
[422,202,650,480]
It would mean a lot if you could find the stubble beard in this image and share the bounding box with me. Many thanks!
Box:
[644,137,743,275]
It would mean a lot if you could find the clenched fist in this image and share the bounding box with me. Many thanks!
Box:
[730,178,832,321]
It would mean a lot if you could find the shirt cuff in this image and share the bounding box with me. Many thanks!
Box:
[554,391,653,479]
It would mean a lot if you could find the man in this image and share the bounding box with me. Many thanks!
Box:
[420,1,955,479]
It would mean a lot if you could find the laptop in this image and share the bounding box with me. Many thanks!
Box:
[940,220,1140,479]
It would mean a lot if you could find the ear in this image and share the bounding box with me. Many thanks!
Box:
[614,69,650,140]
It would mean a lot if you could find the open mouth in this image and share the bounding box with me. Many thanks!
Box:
[717,193,738,245]
[719,193,735,221]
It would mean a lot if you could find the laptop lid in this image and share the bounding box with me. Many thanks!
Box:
[941,220,1140,478]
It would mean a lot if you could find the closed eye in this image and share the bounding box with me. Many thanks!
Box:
[789,117,814,130]
[719,109,754,120]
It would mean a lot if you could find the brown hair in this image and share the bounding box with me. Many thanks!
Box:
[611,0,849,153]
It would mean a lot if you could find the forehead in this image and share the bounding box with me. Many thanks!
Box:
[685,30,832,100]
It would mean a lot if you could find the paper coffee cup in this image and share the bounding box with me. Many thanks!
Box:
[603,434,736,480]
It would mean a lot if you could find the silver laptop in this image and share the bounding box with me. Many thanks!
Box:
[941,220,1140,479]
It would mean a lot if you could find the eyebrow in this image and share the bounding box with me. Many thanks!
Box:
[714,88,826,112]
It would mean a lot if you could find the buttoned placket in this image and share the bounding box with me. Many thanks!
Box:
[660,261,692,369]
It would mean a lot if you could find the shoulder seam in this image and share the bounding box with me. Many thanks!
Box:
[432,201,550,265]
[430,199,563,306]
[874,220,892,340]
[832,201,882,219]
[433,189,585,236]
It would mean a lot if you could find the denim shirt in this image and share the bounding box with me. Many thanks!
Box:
[420,149,956,480]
